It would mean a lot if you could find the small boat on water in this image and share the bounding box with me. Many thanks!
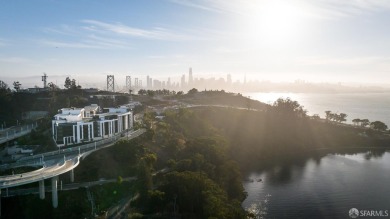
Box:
[257,178,262,182]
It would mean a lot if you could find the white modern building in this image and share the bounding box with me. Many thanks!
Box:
[52,104,133,147]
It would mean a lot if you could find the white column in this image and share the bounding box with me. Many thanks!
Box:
[99,122,102,137]
[70,169,75,183]
[88,124,91,141]
[111,121,114,135]
[52,176,58,208]
[76,124,81,143]
[102,122,105,137]
[91,123,94,139]
[118,116,122,132]
[81,124,84,140]
[39,180,45,199]
[73,125,76,143]
[52,121,55,138]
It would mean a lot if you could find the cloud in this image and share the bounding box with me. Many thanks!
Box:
[168,0,225,13]
[40,39,103,49]
[296,56,390,66]
[167,0,390,19]
[81,20,197,41]
[40,19,202,50]
[0,57,31,63]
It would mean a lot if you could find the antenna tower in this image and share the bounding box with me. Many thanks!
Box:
[41,73,48,88]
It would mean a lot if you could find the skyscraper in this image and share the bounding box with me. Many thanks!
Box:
[181,74,186,88]
[188,67,193,86]
[146,75,150,88]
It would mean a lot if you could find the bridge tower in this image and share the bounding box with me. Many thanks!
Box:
[107,75,115,92]
[126,76,131,92]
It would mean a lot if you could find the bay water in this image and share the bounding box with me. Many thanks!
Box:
[242,92,390,218]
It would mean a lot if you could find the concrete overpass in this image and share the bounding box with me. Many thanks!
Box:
[0,122,38,145]
[0,128,146,215]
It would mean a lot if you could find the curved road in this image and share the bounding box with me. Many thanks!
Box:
[0,129,146,189]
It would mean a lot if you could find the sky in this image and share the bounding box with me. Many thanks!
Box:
[1,0,390,88]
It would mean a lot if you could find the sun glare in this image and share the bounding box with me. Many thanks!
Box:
[241,0,307,46]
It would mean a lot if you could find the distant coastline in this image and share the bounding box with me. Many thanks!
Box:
[246,92,390,127]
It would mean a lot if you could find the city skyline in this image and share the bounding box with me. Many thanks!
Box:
[1,0,390,86]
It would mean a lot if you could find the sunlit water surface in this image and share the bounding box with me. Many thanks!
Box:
[245,92,390,126]
[243,151,390,219]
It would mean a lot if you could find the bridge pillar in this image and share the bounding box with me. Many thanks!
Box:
[39,180,45,199]
[70,169,74,183]
[0,189,2,217]
[51,176,58,208]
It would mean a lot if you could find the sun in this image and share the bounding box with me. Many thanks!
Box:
[241,0,308,46]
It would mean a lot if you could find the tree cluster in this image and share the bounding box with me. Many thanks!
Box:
[142,109,247,218]
[137,89,178,96]
[325,110,347,123]
[64,77,81,89]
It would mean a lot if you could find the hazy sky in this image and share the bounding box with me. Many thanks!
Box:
[1,0,390,88]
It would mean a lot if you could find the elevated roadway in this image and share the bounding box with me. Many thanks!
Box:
[0,128,146,212]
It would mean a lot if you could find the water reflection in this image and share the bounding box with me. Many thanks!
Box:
[243,149,390,218]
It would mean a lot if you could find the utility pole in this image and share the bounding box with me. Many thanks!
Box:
[42,73,48,88]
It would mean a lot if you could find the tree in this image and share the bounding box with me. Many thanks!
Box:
[13,81,21,92]
[138,89,147,95]
[0,80,9,90]
[64,77,72,89]
[0,80,11,97]
[325,110,332,121]
[361,119,370,127]
[48,82,59,91]
[311,114,320,120]
[370,121,388,131]
[338,113,347,123]
[352,118,361,126]
[147,90,155,97]
[187,88,198,95]
[272,98,306,117]
[71,79,77,89]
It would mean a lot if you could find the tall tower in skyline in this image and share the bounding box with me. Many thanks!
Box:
[188,67,193,86]
[134,78,139,88]
[126,76,131,91]
[181,74,186,88]
[146,75,150,88]
[227,74,232,84]
[107,75,115,92]
[42,73,48,88]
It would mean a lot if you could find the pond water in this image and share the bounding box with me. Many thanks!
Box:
[243,150,390,218]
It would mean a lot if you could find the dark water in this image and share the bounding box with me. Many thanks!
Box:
[243,150,390,218]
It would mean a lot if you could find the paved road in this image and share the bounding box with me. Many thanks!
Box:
[0,122,38,144]
[0,129,145,189]
[1,177,137,197]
